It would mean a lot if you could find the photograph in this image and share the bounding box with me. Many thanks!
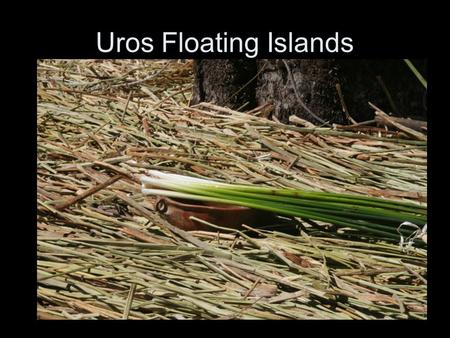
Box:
[37,58,427,320]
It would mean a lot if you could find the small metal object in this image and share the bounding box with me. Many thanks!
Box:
[155,196,277,231]
[156,199,167,213]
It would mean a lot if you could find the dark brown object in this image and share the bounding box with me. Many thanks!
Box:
[374,115,427,132]
[191,59,257,109]
[155,196,278,231]
[191,59,427,124]
[372,104,427,141]
[256,59,344,124]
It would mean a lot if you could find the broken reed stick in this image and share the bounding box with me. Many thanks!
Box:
[122,283,137,319]
[374,115,427,132]
[369,103,427,141]
[289,115,316,128]
[93,161,138,182]
[55,174,122,211]
[245,102,274,116]
[119,226,171,245]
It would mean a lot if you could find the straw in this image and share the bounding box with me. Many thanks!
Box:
[37,59,427,320]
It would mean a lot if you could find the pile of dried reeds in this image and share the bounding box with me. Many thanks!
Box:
[37,59,427,319]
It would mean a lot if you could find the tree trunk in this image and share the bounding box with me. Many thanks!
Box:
[255,59,344,124]
[191,59,257,110]
[191,59,426,124]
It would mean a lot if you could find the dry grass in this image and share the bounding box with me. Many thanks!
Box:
[37,59,427,319]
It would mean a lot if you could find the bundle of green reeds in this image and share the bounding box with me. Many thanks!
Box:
[142,170,427,242]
